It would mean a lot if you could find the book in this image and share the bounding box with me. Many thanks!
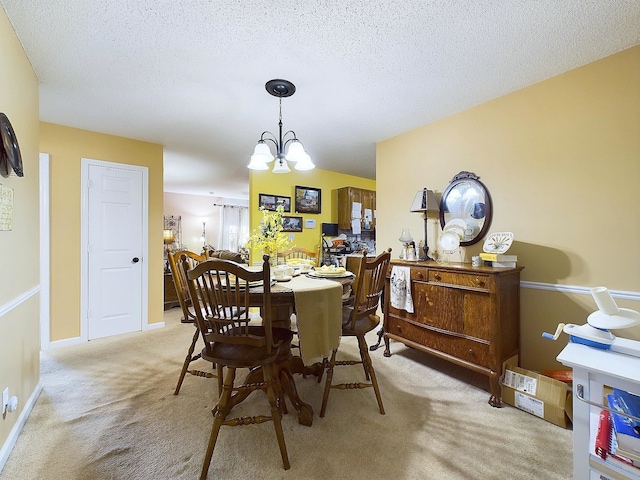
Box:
[609,394,640,456]
[591,410,640,478]
[491,261,517,268]
[614,388,640,435]
[479,252,518,262]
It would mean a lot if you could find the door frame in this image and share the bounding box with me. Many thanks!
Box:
[39,153,51,350]
[80,158,149,341]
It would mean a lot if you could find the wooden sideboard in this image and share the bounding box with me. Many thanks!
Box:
[383,260,523,406]
[164,272,180,310]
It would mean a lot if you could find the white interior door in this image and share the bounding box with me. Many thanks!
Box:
[86,162,144,339]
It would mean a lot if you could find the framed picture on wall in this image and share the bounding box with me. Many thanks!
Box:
[282,216,303,232]
[294,185,321,214]
[276,195,291,212]
[259,193,291,212]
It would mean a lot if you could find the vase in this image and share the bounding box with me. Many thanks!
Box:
[262,250,278,267]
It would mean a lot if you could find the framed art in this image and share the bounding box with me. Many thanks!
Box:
[294,185,321,214]
[282,216,303,232]
[277,195,292,212]
[258,193,291,212]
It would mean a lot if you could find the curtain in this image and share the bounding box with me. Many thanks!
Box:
[218,205,249,252]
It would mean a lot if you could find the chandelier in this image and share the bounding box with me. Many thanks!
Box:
[247,79,314,173]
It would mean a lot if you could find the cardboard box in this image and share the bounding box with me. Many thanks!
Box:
[501,355,572,428]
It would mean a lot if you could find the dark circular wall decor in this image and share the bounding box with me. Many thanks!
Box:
[0,113,23,177]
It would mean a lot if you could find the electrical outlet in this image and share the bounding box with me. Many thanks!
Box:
[2,387,8,415]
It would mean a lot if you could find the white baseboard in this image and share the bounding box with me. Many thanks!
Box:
[0,382,42,473]
[49,336,85,349]
[49,322,165,349]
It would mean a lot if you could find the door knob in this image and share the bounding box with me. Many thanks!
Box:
[132,257,140,263]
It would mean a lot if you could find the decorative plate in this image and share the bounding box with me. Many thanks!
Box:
[439,231,460,252]
[443,218,467,231]
[0,113,23,177]
[442,219,466,239]
[482,232,514,254]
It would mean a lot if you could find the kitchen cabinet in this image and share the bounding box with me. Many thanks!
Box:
[337,186,376,231]
[383,260,523,406]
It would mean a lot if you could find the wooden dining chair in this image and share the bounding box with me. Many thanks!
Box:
[277,246,318,264]
[168,249,219,395]
[184,255,293,478]
[319,248,392,418]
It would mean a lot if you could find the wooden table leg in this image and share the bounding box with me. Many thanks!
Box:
[278,363,313,427]
[225,353,314,426]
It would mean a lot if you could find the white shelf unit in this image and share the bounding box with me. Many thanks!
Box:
[558,342,640,479]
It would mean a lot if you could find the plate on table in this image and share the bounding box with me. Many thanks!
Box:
[225,277,275,289]
[307,270,354,279]
[274,275,292,282]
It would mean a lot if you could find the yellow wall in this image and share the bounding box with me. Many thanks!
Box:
[248,168,375,262]
[0,6,41,455]
[40,123,165,341]
[377,46,640,372]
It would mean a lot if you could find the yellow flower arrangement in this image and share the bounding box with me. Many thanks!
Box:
[247,205,293,261]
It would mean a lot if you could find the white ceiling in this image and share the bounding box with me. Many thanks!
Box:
[2,1,639,201]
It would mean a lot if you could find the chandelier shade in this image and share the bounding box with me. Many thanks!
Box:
[251,142,275,163]
[248,79,315,173]
[272,158,291,174]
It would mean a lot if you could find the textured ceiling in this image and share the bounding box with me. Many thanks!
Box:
[2,1,639,200]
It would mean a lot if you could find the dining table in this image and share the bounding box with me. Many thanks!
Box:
[236,271,353,426]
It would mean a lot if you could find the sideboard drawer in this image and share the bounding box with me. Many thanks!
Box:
[427,270,493,291]
[410,267,428,282]
[386,316,492,369]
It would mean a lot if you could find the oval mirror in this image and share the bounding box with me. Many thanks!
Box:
[439,171,492,246]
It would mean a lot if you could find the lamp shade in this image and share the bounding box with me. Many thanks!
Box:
[285,140,305,162]
[252,142,275,163]
[398,229,413,243]
[163,229,175,244]
[272,158,291,174]
[247,154,269,170]
[294,152,315,171]
[410,188,439,213]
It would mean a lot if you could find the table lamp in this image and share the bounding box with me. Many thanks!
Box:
[398,229,413,259]
[410,188,439,260]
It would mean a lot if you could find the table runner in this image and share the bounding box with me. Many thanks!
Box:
[286,275,342,365]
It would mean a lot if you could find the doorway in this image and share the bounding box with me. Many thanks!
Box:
[80,158,149,340]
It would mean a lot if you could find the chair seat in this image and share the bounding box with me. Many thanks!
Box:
[341,308,380,336]
[202,326,294,368]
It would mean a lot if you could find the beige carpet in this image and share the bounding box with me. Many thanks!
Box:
[0,309,572,479]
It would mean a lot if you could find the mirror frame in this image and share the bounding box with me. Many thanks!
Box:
[439,171,493,246]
